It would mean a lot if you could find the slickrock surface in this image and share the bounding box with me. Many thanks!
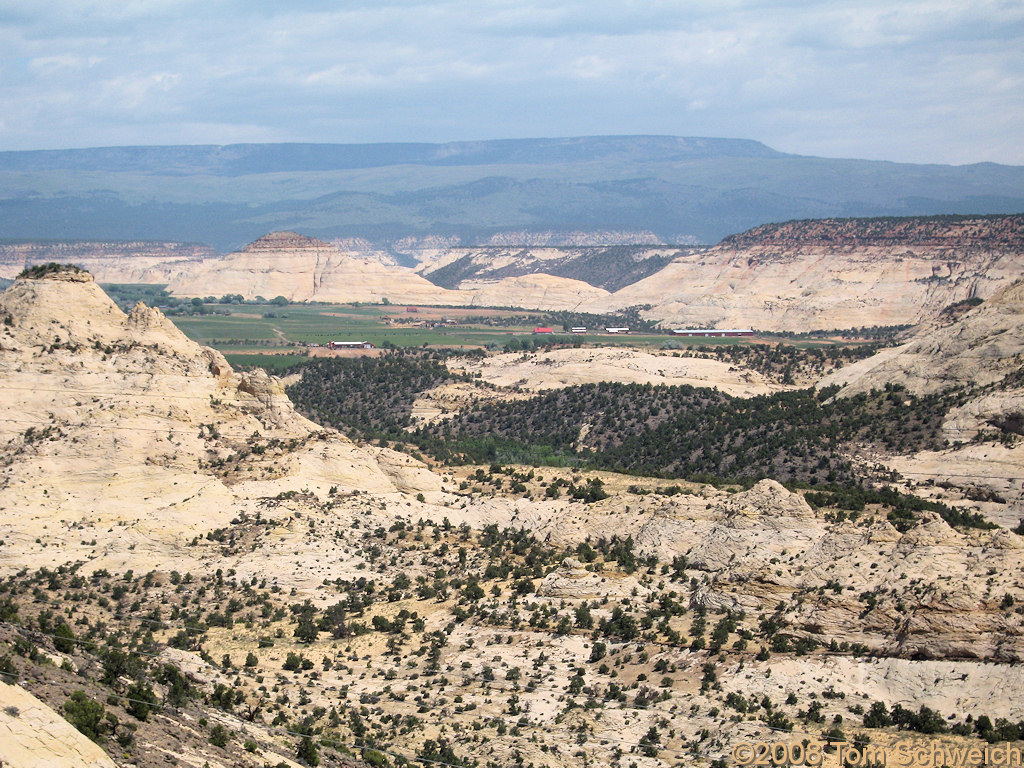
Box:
[0,266,441,582]
[461,272,611,310]
[0,682,117,768]
[2,268,1024,768]
[820,280,1024,511]
[821,280,1024,396]
[454,346,783,394]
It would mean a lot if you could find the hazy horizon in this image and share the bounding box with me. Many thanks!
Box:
[1,2,1022,165]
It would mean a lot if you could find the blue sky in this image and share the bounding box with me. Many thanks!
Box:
[1,0,1022,164]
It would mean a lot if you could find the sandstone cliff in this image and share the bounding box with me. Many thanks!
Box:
[593,214,1024,331]
[417,244,684,292]
[4,268,1023,768]
[7,215,1024,334]
[821,279,1024,396]
[818,279,1024,514]
[0,681,117,768]
[164,232,618,311]
[166,231,468,305]
[0,266,441,582]
[0,240,214,284]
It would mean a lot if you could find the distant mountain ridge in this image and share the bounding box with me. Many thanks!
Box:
[0,135,783,174]
[2,135,1024,250]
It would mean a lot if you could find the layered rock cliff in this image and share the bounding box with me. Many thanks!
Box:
[0,240,213,284]
[594,214,1024,331]
[7,215,1024,332]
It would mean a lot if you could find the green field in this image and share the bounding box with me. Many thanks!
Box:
[162,300,876,371]
[167,302,677,363]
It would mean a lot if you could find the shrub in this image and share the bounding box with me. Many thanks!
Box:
[63,691,106,742]
[209,724,229,747]
[52,622,76,654]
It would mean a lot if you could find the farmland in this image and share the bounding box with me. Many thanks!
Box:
[160,300,690,368]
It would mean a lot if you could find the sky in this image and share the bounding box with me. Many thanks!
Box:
[0,0,1022,165]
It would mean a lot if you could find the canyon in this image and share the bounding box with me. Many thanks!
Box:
[2,214,1022,332]
[1,265,1023,767]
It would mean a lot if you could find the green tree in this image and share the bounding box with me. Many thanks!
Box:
[296,735,320,766]
[209,723,229,747]
[52,622,76,654]
[63,691,106,742]
[157,663,195,707]
[125,681,158,721]
[294,614,319,644]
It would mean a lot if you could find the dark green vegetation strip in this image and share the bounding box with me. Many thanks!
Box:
[409,383,960,484]
[17,262,85,279]
[670,342,889,384]
[804,485,996,532]
[288,351,479,436]
[286,352,999,529]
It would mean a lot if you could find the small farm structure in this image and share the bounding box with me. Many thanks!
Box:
[328,341,376,349]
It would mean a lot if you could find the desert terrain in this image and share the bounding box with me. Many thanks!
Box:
[4,214,1023,333]
[0,265,1022,768]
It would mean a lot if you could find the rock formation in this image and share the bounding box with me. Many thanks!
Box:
[441,346,784,397]
[417,244,683,292]
[0,240,213,284]
[165,231,468,305]
[6,215,1023,333]
[820,279,1024,514]
[593,214,1024,331]
[2,266,1023,767]
[0,265,440,581]
[821,279,1024,396]
[0,682,117,768]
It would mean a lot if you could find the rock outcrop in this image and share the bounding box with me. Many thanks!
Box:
[821,279,1024,396]
[166,231,468,305]
[417,244,683,292]
[819,279,1024,514]
[0,682,116,768]
[0,240,213,284]
[591,214,1024,331]
[442,346,784,397]
[0,266,440,581]
[6,215,1023,333]
[161,232,615,311]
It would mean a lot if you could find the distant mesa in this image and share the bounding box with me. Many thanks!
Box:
[239,231,333,252]
[2,213,1024,333]
[4,135,1024,249]
[719,214,1024,250]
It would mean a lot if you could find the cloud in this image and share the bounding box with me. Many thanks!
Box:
[0,0,1020,164]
